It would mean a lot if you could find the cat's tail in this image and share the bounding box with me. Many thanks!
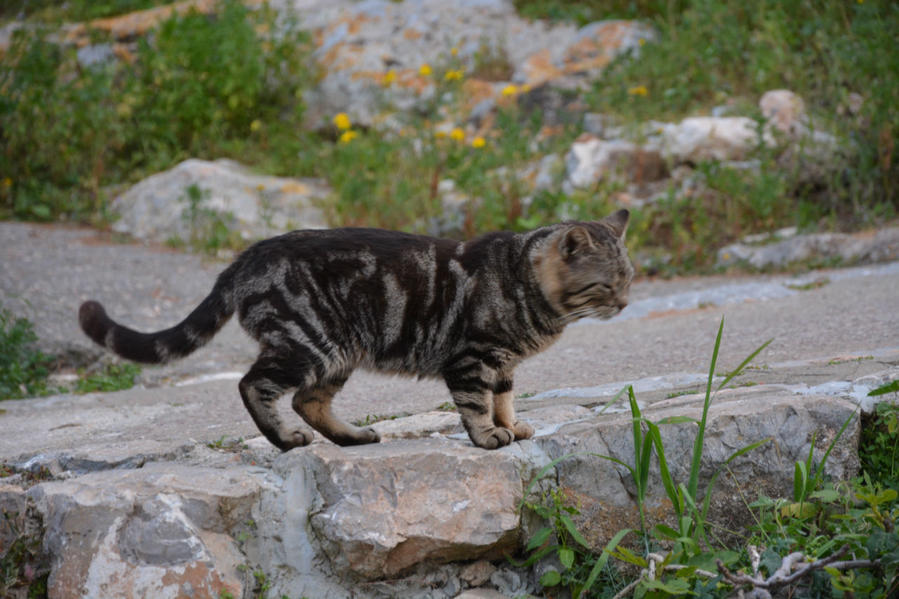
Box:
[78,273,236,365]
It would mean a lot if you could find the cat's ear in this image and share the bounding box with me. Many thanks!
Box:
[560,226,594,258]
[603,209,630,240]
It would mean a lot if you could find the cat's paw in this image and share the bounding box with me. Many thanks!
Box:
[512,420,535,440]
[356,426,381,445]
[279,428,314,451]
[334,426,381,446]
[473,426,515,449]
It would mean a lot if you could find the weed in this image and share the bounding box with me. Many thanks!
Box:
[436,401,457,412]
[0,506,48,599]
[860,394,899,490]
[73,362,141,394]
[206,436,248,452]
[177,184,244,255]
[0,306,54,400]
[786,277,830,291]
[352,413,408,427]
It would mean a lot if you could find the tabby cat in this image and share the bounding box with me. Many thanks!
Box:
[79,209,633,450]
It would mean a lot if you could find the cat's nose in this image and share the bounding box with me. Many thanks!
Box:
[616,298,628,310]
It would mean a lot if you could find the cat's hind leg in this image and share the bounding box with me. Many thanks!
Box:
[292,374,380,446]
[239,350,314,451]
[492,375,535,441]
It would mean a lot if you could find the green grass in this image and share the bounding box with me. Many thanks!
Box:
[74,362,141,394]
[1,303,141,399]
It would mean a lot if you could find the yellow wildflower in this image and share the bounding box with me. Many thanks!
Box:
[638,38,646,46]
[382,69,396,86]
[435,130,447,139]
[333,112,351,130]
[627,85,649,97]
[451,46,459,57]
[250,119,262,132]
[471,136,486,149]
[2,177,11,188]
[450,127,465,142]
[444,69,463,81]
[501,84,518,97]
[419,63,432,76]
[339,130,358,144]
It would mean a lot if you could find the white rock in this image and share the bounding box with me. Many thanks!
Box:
[112,159,329,245]
[656,116,768,163]
[565,136,666,189]
[759,89,807,139]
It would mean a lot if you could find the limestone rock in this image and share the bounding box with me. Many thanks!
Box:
[0,483,28,558]
[111,158,329,246]
[565,136,667,189]
[759,89,807,139]
[460,559,497,587]
[293,439,522,579]
[655,116,766,163]
[717,227,899,269]
[27,463,266,599]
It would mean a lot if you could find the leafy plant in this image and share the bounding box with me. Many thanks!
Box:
[74,362,141,394]
[860,385,899,490]
[0,306,54,400]
[517,484,631,598]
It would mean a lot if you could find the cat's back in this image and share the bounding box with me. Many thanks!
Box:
[240,227,457,264]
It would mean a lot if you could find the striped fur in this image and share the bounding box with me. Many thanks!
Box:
[79,209,633,450]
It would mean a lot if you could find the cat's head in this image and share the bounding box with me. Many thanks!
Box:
[532,209,634,322]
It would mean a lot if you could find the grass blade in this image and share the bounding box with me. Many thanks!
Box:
[715,338,773,392]
[689,317,724,500]
[579,528,633,598]
[596,385,629,414]
[647,421,681,515]
[811,408,858,489]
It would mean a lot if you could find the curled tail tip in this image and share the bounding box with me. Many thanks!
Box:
[79,300,111,344]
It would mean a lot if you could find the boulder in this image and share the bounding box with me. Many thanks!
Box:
[26,463,267,599]
[717,227,899,269]
[565,135,667,189]
[294,439,523,579]
[759,89,807,139]
[111,158,329,246]
[655,116,767,163]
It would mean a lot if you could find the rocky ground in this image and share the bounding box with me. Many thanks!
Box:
[1,221,897,598]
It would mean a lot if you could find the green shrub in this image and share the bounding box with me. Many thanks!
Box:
[74,362,141,394]
[0,306,53,400]
[0,0,312,223]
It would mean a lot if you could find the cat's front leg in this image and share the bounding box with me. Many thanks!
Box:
[444,364,513,449]
[492,375,535,440]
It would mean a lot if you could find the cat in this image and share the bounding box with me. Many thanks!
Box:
[79,209,633,450]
